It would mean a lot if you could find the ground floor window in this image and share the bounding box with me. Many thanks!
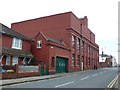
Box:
[72,54,75,66]
[6,55,10,65]
[12,56,18,65]
[77,55,80,66]
[51,57,55,68]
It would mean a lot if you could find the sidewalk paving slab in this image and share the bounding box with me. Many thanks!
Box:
[0,73,70,86]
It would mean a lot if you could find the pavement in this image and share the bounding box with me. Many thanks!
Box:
[0,72,70,86]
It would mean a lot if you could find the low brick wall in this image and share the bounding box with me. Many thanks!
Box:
[1,65,42,79]
[2,65,17,79]
[18,72,40,78]
[2,65,16,72]
[2,72,17,79]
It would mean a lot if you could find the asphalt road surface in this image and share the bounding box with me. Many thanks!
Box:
[3,67,118,88]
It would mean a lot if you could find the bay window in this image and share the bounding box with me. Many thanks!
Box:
[12,56,18,65]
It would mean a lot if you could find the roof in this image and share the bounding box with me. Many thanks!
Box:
[99,56,106,62]
[0,23,31,41]
[1,47,33,58]
[12,11,73,24]
[35,32,66,46]
[46,36,65,45]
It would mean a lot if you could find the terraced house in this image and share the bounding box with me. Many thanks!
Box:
[11,12,99,74]
[0,23,33,66]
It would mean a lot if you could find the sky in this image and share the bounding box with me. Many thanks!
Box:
[0,0,119,63]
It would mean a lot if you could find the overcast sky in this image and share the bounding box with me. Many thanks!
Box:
[0,0,119,62]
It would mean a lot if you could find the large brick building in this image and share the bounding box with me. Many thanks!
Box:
[11,12,99,73]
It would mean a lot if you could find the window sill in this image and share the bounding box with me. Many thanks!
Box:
[37,47,42,49]
[12,47,22,50]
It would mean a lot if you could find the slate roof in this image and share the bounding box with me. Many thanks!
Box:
[46,36,66,46]
[1,47,33,58]
[0,23,31,41]
[34,32,66,46]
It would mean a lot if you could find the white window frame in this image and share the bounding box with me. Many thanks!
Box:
[6,55,10,65]
[37,40,42,48]
[12,56,18,65]
[12,37,22,49]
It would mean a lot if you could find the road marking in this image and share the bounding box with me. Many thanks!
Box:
[55,81,74,88]
[99,72,103,74]
[104,71,107,73]
[92,74,98,77]
[73,74,78,76]
[107,74,119,88]
[80,76,89,80]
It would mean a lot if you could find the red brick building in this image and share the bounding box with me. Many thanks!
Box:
[0,23,33,66]
[12,12,99,73]
[99,55,112,68]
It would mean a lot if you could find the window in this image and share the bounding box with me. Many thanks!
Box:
[51,57,55,67]
[72,35,75,48]
[89,58,90,66]
[86,43,88,53]
[72,54,75,66]
[12,56,18,65]
[86,57,88,66]
[88,45,90,53]
[81,41,84,53]
[37,40,42,48]
[12,38,22,49]
[77,38,80,49]
[77,55,80,66]
[6,55,10,65]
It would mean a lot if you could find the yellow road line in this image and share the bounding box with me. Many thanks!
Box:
[107,73,119,88]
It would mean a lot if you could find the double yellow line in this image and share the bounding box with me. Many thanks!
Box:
[107,73,119,88]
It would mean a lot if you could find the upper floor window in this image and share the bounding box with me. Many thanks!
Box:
[37,40,42,48]
[12,37,22,49]
[88,45,90,53]
[77,55,80,66]
[72,35,75,48]
[86,43,88,53]
[81,41,84,52]
[77,38,80,49]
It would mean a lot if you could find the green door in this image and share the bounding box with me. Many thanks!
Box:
[56,57,68,73]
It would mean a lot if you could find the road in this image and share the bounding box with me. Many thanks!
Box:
[3,67,118,88]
